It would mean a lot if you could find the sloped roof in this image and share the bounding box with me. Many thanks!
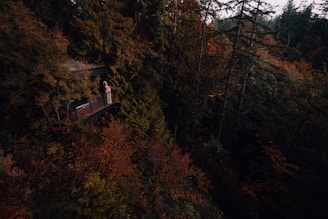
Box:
[64,60,106,70]
[64,59,108,77]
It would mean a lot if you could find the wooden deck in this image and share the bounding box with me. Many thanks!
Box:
[69,96,120,121]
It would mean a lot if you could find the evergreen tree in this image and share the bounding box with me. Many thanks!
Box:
[22,0,71,29]
[123,0,172,141]
[278,0,299,47]
[216,0,274,141]
[161,0,205,147]
[72,0,134,63]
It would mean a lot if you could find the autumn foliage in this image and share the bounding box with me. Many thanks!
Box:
[3,118,218,218]
[1,0,328,219]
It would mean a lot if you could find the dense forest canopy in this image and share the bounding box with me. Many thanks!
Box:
[1,0,328,218]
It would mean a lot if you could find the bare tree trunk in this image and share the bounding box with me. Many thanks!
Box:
[189,0,212,145]
[55,108,61,121]
[194,0,212,96]
[232,0,261,131]
[217,0,246,141]
[42,106,51,125]
[173,0,177,34]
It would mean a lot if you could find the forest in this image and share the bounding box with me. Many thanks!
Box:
[1,0,328,218]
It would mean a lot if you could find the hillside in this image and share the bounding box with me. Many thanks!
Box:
[1,0,328,218]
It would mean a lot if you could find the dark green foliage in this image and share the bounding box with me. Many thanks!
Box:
[22,0,71,29]
[72,0,134,63]
[0,1,60,139]
[133,0,164,42]
[160,0,210,148]
[278,0,311,48]
[215,0,275,140]
[274,0,328,67]
[66,172,128,219]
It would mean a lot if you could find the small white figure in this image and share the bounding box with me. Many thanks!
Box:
[103,81,112,104]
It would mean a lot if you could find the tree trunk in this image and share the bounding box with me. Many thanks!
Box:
[232,0,261,131]
[217,0,246,141]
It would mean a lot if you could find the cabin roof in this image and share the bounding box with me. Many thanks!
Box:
[64,60,108,77]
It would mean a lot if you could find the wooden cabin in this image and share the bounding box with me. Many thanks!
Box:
[65,60,120,121]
